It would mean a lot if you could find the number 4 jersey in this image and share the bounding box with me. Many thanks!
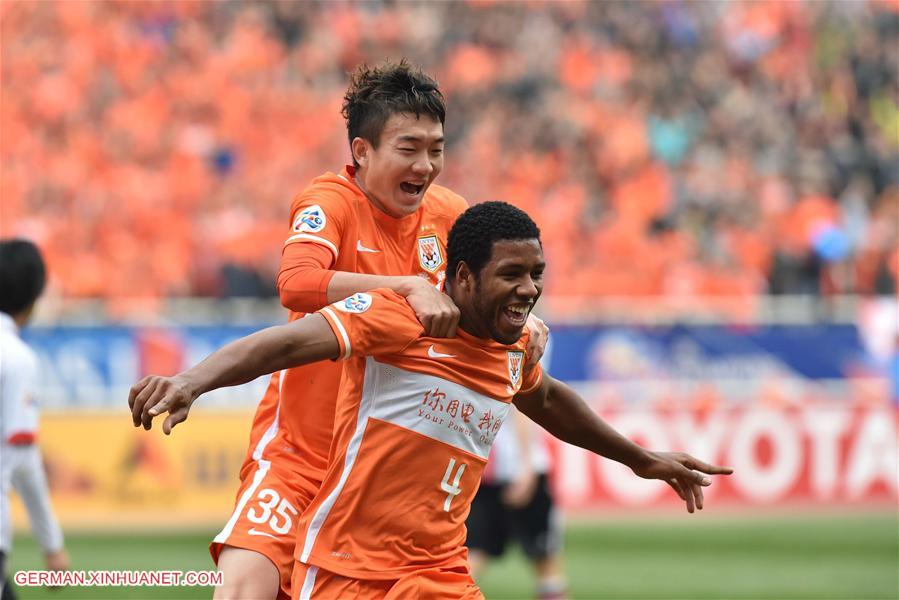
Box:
[295,289,543,579]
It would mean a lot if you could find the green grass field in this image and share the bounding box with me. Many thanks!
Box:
[8,513,897,599]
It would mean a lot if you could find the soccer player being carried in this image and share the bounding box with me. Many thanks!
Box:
[131,202,733,600]
[179,60,546,600]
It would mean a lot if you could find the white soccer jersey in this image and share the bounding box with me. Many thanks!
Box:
[0,311,63,554]
[1,312,40,443]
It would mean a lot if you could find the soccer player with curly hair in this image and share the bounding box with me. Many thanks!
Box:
[132,202,731,599]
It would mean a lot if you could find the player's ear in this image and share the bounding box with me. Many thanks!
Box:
[455,261,474,292]
[351,137,369,168]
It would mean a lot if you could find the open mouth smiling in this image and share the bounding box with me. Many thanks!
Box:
[502,304,530,326]
[400,181,425,195]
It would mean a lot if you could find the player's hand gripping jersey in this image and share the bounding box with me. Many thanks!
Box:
[296,290,543,579]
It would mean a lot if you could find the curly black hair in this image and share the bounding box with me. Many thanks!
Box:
[0,239,46,316]
[342,59,446,166]
[446,201,542,282]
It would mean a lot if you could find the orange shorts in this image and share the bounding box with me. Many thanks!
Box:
[209,458,320,600]
[291,562,484,600]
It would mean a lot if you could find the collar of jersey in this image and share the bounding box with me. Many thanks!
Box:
[455,326,525,351]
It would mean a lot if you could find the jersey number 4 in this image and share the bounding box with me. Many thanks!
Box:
[440,458,466,512]
[247,488,299,535]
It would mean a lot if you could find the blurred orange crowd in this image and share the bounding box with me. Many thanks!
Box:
[1,0,896,304]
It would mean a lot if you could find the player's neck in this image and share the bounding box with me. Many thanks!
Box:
[12,304,34,329]
[456,318,488,341]
[446,283,491,341]
[352,172,403,219]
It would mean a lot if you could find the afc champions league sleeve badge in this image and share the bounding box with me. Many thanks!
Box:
[417,234,445,274]
[335,292,373,313]
[293,204,326,233]
[507,351,524,391]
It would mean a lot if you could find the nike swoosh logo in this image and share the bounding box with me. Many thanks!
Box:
[247,528,279,539]
[428,345,456,359]
[356,240,380,253]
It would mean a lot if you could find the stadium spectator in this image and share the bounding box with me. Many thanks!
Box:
[0,239,70,600]
[130,201,733,598]
[1,1,896,307]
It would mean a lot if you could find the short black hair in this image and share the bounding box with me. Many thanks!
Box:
[0,239,46,316]
[446,201,541,282]
[342,59,446,166]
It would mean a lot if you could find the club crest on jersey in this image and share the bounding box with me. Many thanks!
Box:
[507,351,524,389]
[418,234,444,273]
[336,292,373,313]
[292,205,326,233]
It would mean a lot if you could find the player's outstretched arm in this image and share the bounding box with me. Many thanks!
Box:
[513,376,733,513]
[128,314,340,435]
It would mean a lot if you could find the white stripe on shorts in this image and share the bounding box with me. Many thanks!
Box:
[213,371,284,545]
[299,565,319,600]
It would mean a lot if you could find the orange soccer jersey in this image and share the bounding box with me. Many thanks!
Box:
[294,289,543,582]
[239,166,467,494]
[212,168,467,597]
[212,168,467,596]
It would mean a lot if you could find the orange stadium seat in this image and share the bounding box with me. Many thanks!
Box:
[0,0,895,304]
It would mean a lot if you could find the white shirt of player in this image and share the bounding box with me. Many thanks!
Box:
[1,310,64,556]
[1,311,41,443]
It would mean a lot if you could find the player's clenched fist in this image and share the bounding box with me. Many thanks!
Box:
[401,276,460,338]
[128,374,198,435]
